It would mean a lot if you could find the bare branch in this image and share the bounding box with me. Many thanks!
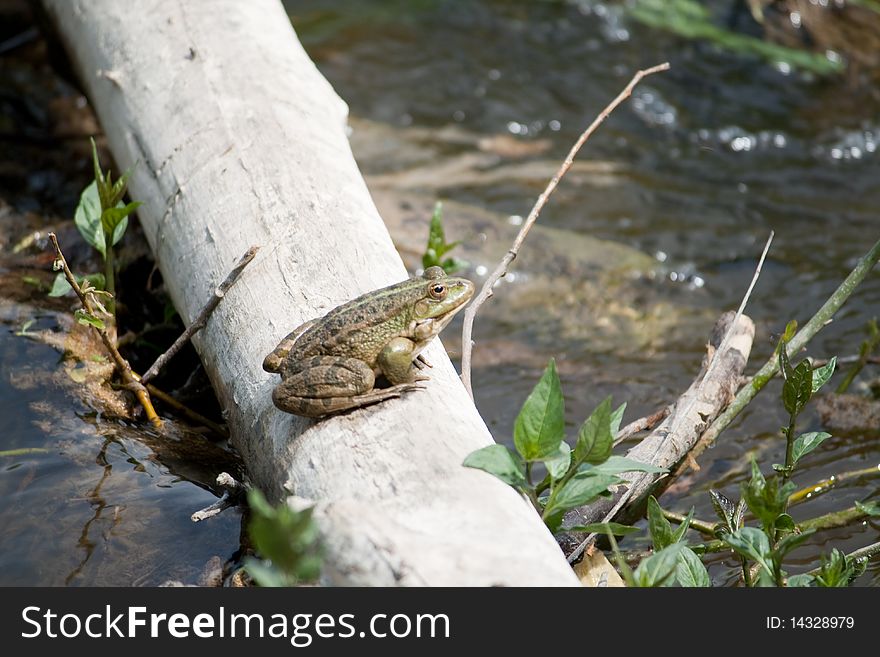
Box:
[459,62,671,397]
[140,245,259,384]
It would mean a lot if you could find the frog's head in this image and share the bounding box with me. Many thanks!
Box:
[411,266,475,340]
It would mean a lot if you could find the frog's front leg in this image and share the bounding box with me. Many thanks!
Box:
[271,355,421,418]
[262,319,319,373]
[379,336,430,384]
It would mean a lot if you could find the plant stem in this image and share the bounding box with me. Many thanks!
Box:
[781,415,797,487]
[104,237,115,316]
[836,318,879,394]
[660,509,718,537]
[685,236,880,463]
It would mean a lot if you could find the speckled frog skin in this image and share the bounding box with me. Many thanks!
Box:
[263,266,475,418]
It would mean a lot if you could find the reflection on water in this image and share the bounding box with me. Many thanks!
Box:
[287,0,880,584]
[0,326,243,586]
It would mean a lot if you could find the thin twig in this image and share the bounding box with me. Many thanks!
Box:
[567,233,772,563]
[459,62,671,397]
[683,236,880,468]
[191,472,246,522]
[614,406,670,446]
[141,246,259,384]
[49,233,162,429]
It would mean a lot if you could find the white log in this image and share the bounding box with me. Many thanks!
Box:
[42,0,578,585]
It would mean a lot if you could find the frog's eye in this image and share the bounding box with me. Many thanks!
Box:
[429,283,447,300]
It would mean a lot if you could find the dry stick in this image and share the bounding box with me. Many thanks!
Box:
[140,246,259,384]
[681,236,880,472]
[459,62,671,397]
[567,232,774,564]
[49,233,163,429]
[191,472,246,522]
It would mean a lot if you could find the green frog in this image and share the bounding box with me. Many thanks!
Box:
[263,266,475,418]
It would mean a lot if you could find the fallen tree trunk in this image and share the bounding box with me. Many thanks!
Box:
[42,0,579,585]
[562,311,755,557]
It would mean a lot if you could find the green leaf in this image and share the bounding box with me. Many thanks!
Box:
[48,272,105,298]
[100,201,139,246]
[463,444,527,488]
[741,458,795,535]
[671,507,694,543]
[48,273,73,297]
[791,431,831,466]
[814,548,854,587]
[550,472,620,510]
[724,527,775,580]
[109,166,135,208]
[422,202,461,271]
[811,356,836,394]
[786,574,815,587]
[855,501,880,517]
[774,513,796,534]
[583,456,667,476]
[513,359,565,461]
[709,489,736,530]
[675,546,711,587]
[782,359,813,417]
[610,402,627,435]
[564,522,640,536]
[774,529,815,559]
[74,308,105,330]
[574,397,613,466]
[246,489,321,584]
[242,558,288,588]
[647,496,675,550]
[634,543,685,588]
[778,336,794,379]
[74,181,105,256]
[543,442,571,482]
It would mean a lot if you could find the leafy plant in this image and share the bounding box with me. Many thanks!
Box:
[50,138,141,316]
[422,202,467,274]
[463,359,663,532]
[243,489,322,587]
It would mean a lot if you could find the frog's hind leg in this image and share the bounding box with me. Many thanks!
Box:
[262,319,319,373]
[271,355,422,418]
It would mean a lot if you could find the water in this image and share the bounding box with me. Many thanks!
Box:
[286,0,880,585]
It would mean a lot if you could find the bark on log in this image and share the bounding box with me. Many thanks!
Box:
[43,0,579,585]
[562,311,755,545]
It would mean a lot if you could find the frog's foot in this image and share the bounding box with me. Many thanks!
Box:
[350,382,425,410]
[414,354,432,370]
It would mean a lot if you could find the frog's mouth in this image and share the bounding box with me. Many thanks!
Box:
[414,303,467,340]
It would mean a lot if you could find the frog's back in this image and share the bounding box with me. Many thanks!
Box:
[290,281,419,365]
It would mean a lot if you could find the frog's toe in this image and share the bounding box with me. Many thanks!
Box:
[414,354,432,369]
